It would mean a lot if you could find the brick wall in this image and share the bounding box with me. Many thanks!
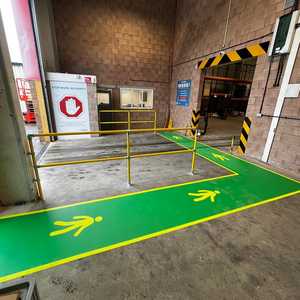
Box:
[245,6,300,175]
[170,61,202,127]
[171,0,283,126]
[51,0,300,174]
[171,0,300,175]
[245,55,281,159]
[265,48,300,174]
[52,0,176,127]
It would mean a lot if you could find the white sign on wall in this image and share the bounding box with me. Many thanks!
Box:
[47,72,96,140]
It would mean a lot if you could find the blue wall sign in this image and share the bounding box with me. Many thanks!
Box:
[176,80,191,107]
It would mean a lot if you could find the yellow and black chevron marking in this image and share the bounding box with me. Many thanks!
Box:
[239,117,252,154]
[191,110,201,135]
[198,41,270,70]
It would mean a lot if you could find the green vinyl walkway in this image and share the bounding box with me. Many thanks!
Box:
[0,132,299,283]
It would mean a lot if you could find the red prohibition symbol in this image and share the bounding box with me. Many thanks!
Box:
[59,96,83,117]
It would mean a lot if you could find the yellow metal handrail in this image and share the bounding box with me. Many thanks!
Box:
[99,109,157,131]
[27,127,198,201]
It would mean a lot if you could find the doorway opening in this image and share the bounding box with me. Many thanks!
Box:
[97,87,113,131]
[199,57,257,139]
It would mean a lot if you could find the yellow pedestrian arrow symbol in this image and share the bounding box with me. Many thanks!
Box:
[172,135,182,140]
[212,153,229,161]
[188,190,220,203]
[49,215,103,238]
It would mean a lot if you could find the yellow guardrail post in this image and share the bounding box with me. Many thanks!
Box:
[128,111,131,130]
[27,135,44,201]
[154,111,157,134]
[126,131,132,186]
[230,136,234,153]
[191,129,198,175]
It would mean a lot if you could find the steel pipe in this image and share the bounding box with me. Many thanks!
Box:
[126,132,131,185]
[131,149,192,159]
[27,136,44,200]
[100,109,155,113]
[100,121,128,124]
[29,127,193,137]
[191,131,198,174]
[130,120,154,123]
[37,155,127,168]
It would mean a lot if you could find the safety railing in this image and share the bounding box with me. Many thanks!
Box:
[99,109,157,131]
[27,127,198,201]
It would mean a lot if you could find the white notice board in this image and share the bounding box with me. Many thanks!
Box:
[48,73,96,140]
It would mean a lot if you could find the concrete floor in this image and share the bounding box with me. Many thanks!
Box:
[37,196,300,300]
[0,133,228,214]
[1,133,299,299]
[202,116,244,138]
[39,133,228,207]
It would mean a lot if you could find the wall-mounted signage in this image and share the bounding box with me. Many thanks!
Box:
[47,72,96,140]
[16,78,32,101]
[176,80,191,107]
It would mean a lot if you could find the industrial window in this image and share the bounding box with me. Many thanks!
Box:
[120,87,153,109]
[97,92,110,104]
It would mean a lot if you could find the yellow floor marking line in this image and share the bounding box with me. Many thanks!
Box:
[0,174,236,220]
[160,133,237,174]
[1,190,298,285]
[0,129,299,283]
[0,130,300,281]
[166,131,299,184]
[0,133,242,222]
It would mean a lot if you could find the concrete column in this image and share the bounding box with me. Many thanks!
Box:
[0,17,38,205]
